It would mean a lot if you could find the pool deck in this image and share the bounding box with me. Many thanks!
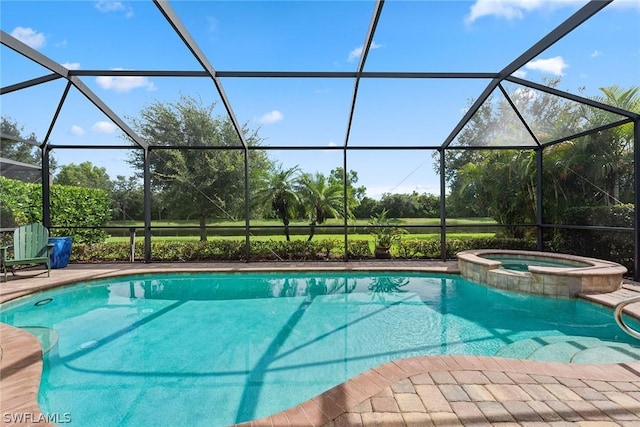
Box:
[1,261,640,426]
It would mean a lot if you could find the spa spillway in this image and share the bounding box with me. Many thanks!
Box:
[457,249,627,297]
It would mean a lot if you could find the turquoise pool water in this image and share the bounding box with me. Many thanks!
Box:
[1,271,638,426]
[483,254,589,272]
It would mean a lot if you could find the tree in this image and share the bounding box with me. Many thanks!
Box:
[253,164,301,240]
[328,167,367,203]
[1,116,40,164]
[55,162,113,192]
[577,86,638,204]
[128,95,273,241]
[1,116,57,180]
[295,172,346,241]
[111,175,144,220]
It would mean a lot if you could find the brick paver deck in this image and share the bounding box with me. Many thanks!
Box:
[1,262,639,427]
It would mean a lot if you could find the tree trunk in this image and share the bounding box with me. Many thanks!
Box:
[199,214,207,242]
[283,217,290,241]
[307,222,316,241]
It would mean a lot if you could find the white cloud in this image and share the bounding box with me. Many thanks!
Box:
[95,1,133,18]
[62,62,81,70]
[70,125,85,136]
[95,0,124,12]
[259,110,283,124]
[590,50,603,58]
[525,56,568,76]
[464,0,588,24]
[11,27,46,49]
[323,141,340,153]
[511,69,527,78]
[92,121,118,133]
[348,41,382,62]
[96,70,156,93]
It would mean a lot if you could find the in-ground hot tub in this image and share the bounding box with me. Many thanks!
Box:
[457,249,627,297]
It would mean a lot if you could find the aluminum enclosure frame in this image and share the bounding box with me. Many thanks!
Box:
[1,0,638,279]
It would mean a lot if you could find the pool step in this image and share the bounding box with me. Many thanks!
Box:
[495,335,640,363]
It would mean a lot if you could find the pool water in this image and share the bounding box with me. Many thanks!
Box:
[1,272,638,426]
[483,255,589,272]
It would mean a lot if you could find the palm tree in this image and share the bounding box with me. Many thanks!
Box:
[295,172,345,241]
[584,86,639,204]
[254,165,301,240]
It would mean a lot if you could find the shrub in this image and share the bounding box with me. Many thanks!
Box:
[0,177,111,243]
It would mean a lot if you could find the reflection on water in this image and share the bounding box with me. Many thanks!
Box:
[2,272,639,427]
[106,273,404,302]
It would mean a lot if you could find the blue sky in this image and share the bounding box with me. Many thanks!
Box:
[1,0,639,199]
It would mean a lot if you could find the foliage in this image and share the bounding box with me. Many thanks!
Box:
[67,235,542,263]
[295,172,348,241]
[110,175,144,220]
[328,167,367,204]
[551,204,634,276]
[0,177,110,243]
[439,82,638,234]
[252,164,301,240]
[55,161,114,192]
[1,116,57,180]
[346,240,372,258]
[367,209,408,248]
[127,95,272,241]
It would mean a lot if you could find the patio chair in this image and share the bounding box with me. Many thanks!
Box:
[1,223,54,282]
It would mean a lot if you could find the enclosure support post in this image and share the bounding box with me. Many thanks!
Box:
[244,149,251,263]
[536,148,544,251]
[634,120,639,281]
[439,149,447,261]
[144,148,152,263]
[41,146,51,228]
[343,148,349,262]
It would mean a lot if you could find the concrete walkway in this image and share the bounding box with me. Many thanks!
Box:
[1,262,640,426]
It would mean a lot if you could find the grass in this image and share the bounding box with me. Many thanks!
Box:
[103,217,497,243]
[106,217,496,227]
[106,232,495,243]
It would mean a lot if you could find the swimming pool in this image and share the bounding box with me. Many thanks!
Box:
[1,271,639,426]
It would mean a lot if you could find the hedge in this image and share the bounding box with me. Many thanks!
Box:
[0,177,111,243]
[69,237,537,263]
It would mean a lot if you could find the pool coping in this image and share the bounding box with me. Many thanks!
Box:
[1,261,639,426]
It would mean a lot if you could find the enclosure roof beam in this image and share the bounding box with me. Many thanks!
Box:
[66,75,148,150]
[506,75,640,120]
[1,73,62,95]
[343,0,385,149]
[68,70,498,79]
[1,133,41,146]
[154,0,249,150]
[498,0,611,79]
[1,30,69,78]
[0,157,41,169]
[441,0,612,150]
[0,30,148,150]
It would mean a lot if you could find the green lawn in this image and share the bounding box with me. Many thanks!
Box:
[104,218,497,243]
[106,217,496,227]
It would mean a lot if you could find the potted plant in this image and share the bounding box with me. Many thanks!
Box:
[368,210,408,259]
